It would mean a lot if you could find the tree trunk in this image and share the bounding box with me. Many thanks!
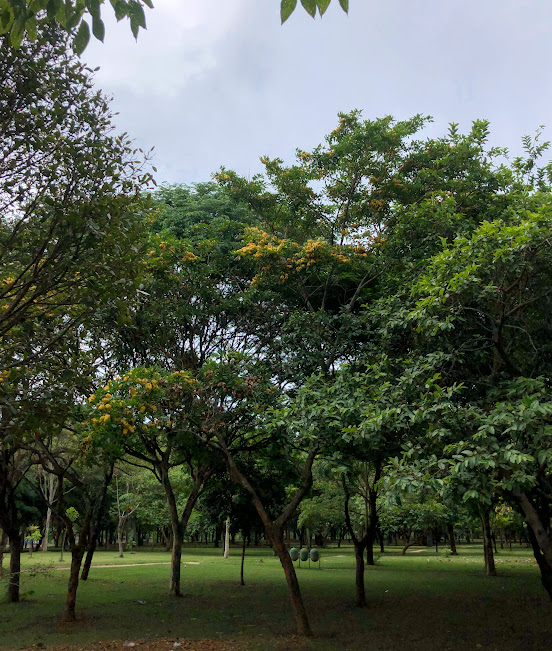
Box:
[0,530,7,578]
[447,523,458,555]
[272,533,313,637]
[169,527,183,597]
[80,535,97,581]
[354,542,367,607]
[365,524,375,566]
[63,548,85,622]
[240,535,246,586]
[7,530,21,603]
[480,506,497,577]
[223,517,230,559]
[59,529,67,562]
[117,522,125,558]
[526,525,552,600]
[41,473,56,553]
[377,527,384,554]
[514,490,552,567]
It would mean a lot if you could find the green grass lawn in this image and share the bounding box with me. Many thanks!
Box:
[1,544,551,650]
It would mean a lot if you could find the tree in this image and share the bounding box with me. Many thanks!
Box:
[86,367,216,597]
[0,28,150,602]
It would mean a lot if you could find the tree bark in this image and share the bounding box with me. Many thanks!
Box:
[0,530,7,578]
[63,548,85,621]
[480,506,497,577]
[80,534,98,581]
[7,529,21,602]
[447,523,458,555]
[41,472,56,553]
[170,528,183,596]
[272,533,313,636]
[223,517,230,559]
[342,475,370,607]
[513,489,552,566]
[117,522,125,558]
[526,525,552,600]
[240,535,246,586]
[355,542,367,607]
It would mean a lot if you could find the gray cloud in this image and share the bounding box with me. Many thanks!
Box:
[84,0,552,185]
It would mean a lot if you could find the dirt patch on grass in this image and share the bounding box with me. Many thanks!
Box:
[20,639,242,651]
[51,563,201,571]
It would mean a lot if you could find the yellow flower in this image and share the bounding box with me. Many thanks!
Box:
[88,394,96,403]
[145,382,152,390]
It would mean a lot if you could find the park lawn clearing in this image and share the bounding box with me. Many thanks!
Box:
[2,546,552,650]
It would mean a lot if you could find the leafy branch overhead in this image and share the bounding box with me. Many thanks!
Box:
[281,0,349,23]
[0,0,350,54]
[0,0,152,53]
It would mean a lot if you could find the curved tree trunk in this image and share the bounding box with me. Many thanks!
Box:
[526,525,552,600]
[272,533,313,637]
[221,441,316,637]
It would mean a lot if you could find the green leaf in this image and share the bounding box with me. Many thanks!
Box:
[110,0,129,21]
[92,15,105,41]
[317,0,331,15]
[301,0,316,17]
[0,8,14,34]
[129,0,146,38]
[281,0,297,23]
[25,16,38,41]
[9,21,24,48]
[339,0,349,12]
[73,19,90,55]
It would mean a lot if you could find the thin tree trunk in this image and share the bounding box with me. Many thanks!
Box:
[240,535,246,586]
[354,542,367,607]
[80,535,97,581]
[223,517,230,559]
[377,527,384,554]
[41,473,56,553]
[59,529,66,562]
[63,548,85,622]
[447,523,458,555]
[272,533,313,637]
[480,506,497,577]
[0,530,7,578]
[402,533,424,555]
[221,440,316,637]
[7,530,21,603]
[117,523,125,558]
[170,528,183,596]
[342,475,371,607]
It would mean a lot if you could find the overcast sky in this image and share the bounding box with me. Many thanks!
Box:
[83,0,552,186]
